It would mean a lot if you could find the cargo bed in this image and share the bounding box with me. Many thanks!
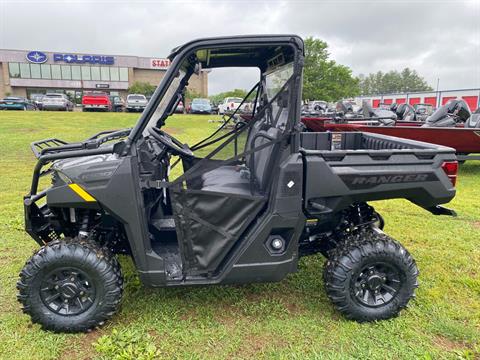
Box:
[301,118,480,161]
[299,132,458,216]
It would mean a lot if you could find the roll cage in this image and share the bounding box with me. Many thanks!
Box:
[125,35,305,148]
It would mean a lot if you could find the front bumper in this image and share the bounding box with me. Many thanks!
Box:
[24,190,53,245]
[43,104,67,110]
[0,103,25,110]
[126,105,146,110]
[84,104,109,109]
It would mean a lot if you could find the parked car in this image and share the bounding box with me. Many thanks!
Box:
[82,92,112,112]
[210,101,220,114]
[218,97,243,114]
[30,94,45,110]
[0,96,36,110]
[109,95,125,112]
[190,98,212,114]
[42,93,74,111]
[126,94,148,112]
[175,100,184,113]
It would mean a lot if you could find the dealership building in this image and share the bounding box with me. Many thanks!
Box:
[0,49,208,104]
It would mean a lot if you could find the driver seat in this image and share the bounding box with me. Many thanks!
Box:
[200,93,288,196]
[201,126,282,195]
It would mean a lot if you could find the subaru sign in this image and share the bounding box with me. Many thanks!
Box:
[53,54,115,65]
[26,51,48,64]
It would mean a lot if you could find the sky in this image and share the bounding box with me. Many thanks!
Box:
[0,0,479,95]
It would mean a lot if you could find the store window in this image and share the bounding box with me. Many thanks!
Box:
[20,63,31,78]
[91,67,101,81]
[30,64,41,79]
[41,64,51,79]
[71,66,81,80]
[61,65,72,80]
[110,67,119,81]
[51,65,61,80]
[100,67,110,81]
[8,63,20,78]
[119,67,128,81]
[81,66,91,80]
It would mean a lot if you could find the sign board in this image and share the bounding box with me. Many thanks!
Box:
[150,58,170,70]
[26,51,48,64]
[53,54,115,65]
[96,84,110,89]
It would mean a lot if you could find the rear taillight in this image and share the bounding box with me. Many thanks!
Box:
[441,161,458,187]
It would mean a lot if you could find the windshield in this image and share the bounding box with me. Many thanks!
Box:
[226,97,242,103]
[128,95,146,100]
[265,62,293,100]
[192,98,210,105]
[143,68,187,135]
[45,94,62,98]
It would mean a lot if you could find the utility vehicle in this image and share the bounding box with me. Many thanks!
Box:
[19,35,458,333]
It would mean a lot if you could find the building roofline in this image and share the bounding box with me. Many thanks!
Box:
[0,48,166,60]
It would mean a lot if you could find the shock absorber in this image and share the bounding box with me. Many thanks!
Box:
[78,211,91,239]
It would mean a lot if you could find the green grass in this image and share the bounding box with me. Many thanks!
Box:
[0,111,479,360]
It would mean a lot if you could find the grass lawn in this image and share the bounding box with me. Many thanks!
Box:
[0,111,479,360]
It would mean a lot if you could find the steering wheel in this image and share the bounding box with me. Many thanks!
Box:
[148,127,194,157]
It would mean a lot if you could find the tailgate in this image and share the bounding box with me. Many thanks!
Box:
[82,96,109,105]
[300,132,457,215]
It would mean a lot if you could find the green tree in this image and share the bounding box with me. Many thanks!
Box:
[358,68,433,95]
[127,81,156,96]
[303,37,359,101]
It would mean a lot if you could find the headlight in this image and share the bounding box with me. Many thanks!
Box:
[53,171,73,185]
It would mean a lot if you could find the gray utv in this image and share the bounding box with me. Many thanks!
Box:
[18,35,459,332]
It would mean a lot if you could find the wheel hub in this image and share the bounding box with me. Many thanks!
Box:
[59,282,80,299]
[366,274,384,290]
[40,267,95,316]
[354,263,402,308]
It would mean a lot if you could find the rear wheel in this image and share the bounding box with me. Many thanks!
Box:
[17,238,123,332]
[323,230,418,322]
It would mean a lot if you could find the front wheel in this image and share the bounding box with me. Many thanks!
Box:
[17,238,123,332]
[323,230,418,322]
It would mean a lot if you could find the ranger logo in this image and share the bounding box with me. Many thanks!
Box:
[340,173,437,190]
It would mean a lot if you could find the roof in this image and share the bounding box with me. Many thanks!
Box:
[168,34,304,60]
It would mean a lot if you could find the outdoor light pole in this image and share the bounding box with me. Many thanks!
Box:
[436,78,440,106]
